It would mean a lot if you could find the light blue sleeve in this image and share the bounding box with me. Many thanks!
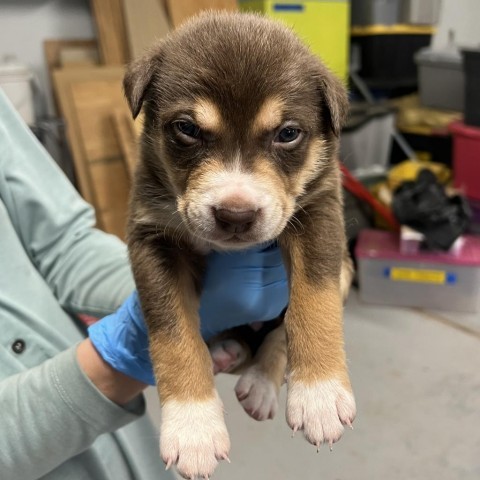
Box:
[0,346,145,480]
[0,89,134,317]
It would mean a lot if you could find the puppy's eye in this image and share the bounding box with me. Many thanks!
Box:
[274,126,303,148]
[173,120,201,144]
[176,120,200,138]
[277,127,300,142]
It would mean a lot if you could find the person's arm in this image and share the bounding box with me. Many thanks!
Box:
[0,90,134,318]
[77,339,146,404]
[0,343,146,480]
[0,91,145,480]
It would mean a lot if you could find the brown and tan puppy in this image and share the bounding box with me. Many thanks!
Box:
[124,12,356,479]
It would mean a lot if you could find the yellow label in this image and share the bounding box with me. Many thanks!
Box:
[389,268,446,284]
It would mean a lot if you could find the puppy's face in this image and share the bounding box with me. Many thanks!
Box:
[125,13,347,250]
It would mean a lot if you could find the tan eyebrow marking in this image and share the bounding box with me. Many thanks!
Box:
[252,97,284,133]
[193,99,223,132]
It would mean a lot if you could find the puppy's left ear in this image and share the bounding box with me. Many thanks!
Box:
[314,65,349,137]
[123,45,163,119]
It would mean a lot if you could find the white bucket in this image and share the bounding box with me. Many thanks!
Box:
[0,57,35,125]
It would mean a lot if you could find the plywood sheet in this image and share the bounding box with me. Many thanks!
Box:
[90,0,130,64]
[122,0,171,60]
[59,46,99,67]
[44,39,98,112]
[165,0,238,28]
[53,67,132,238]
[44,39,98,71]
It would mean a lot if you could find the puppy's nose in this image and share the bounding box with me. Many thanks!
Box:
[213,207,257,234]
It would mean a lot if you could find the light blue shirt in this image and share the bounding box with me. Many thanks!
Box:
[0,89,174,480]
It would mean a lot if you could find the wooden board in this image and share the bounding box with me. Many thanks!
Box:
[44,39,98,111]
[59,46,99,67]
[44,39,98,71]
[112,108,139,178]
[165,0,238,28]
[90,0,130,64]
[53,67,131,238]
[122,0,171,60]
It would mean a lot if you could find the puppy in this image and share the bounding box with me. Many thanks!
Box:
[124,12,356,479]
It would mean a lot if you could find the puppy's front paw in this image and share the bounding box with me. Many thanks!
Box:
[235,367,279,421]
[286,378,356,449]
[209,339,249,374]
[160,394,230,479]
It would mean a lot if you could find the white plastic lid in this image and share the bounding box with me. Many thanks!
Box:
[415,47,462,67]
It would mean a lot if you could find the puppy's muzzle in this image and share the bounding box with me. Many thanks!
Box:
[213,207,258,234]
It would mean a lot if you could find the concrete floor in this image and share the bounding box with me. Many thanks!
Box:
[146,291,480,480]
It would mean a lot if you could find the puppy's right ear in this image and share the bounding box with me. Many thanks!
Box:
[123,48,161,119]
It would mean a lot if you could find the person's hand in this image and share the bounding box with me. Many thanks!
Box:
[88,243,289,385]
[88,291,154,384]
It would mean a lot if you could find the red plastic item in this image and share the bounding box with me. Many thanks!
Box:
[450,121,480,201]
[340,164,400,231]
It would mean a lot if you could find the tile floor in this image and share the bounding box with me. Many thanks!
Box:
[146,291,480,480]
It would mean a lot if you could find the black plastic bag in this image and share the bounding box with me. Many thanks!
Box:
[392,169,471,250]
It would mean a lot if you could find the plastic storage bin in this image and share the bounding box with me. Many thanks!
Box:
[415,47,464,111]
[352,29,432,88]
[340,103,395,178]
[356,229,480,313]
[450,121,480,201]
[462,49,480,127]
[239,1,350,81]
[351,0,400,26]
[401,0,441,25]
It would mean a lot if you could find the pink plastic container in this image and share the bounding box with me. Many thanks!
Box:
[356,229,480,312]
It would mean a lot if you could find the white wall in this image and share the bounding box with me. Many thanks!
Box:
[0,0,94,116]
[432,0,480,50]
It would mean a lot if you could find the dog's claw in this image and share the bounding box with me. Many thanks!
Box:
[165,459,173,471]
[291,426,298,438]
[343,417,354,430]
[221,454,231,464]
[329,441,334,452]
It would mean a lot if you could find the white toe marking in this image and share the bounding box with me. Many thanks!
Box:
[286,378,356,447]
[160,392,230,479]
[235,367,279,421]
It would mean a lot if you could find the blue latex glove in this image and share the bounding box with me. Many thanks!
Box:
[88,243,288,385]
[88,291,153,384]
[199,243,288,340]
